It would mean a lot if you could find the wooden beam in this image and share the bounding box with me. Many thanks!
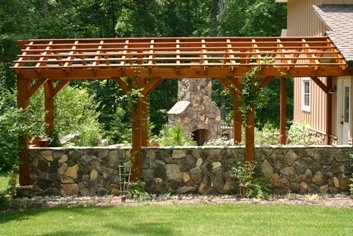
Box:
[15,66,353,80]
[44,81,54,136]
[28,79,47,98]
[143,78,162,96]
[53,80,69,96]
[233,91,242,144]
[326,77,332,144]
[131,101,142,181]
[17,78,30,186]
[140,78,148,147]
[140,96,148,147]
[227,76,242,91]
[131,77,143,181]
[257,77,274,90]
[245,108,255,162]
[280,77,287,144]
[217,77,237,95]
[113,77,130,93]
[311,76,329,94]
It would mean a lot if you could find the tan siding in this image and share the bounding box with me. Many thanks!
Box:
[287,0,327,36]
[293,78,328,133]
[288,0,334,135]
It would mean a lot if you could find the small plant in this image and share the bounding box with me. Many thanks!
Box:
[128,180,151,201]
[159,123,196,146]
[129,88,144,107]
[255,123,280,145]
[0,167,17,211]
[287,122,317,145]
[0,192,10,211]
[231,161,269,199]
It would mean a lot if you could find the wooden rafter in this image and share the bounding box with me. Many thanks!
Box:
[11,36,351,80]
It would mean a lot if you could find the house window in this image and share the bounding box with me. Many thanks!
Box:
[301,78,311,112]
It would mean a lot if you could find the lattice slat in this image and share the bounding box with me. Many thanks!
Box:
[12,36,351,79]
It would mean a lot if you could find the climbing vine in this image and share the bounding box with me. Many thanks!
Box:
[129,88,144,108]
[240,65,262,116]
[239,58,279,117]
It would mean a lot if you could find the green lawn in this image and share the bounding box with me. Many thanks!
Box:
[1,204,352,236]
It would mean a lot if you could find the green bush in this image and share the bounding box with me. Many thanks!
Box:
[255,123,280,145]
[30,85,104,146]
[159,123,196,146]
[231,161,269,198]
[287,122,317,145]
[0,85,32,173]
[105,107,131,144]
[128,180,151,201]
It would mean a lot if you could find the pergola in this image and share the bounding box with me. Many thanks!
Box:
[12,36,353,185]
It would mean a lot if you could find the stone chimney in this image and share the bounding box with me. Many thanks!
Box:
[167,79,221,145]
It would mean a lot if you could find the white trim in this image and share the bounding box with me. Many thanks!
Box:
[336,77,351,144]
[301,78,311,112]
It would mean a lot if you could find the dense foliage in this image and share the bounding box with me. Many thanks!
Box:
[0,0,289,173]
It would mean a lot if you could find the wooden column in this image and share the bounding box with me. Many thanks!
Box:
[280,77,287,144]
[326,77,332,144]
[140,95,148,147]
[131,77,143,181]
[245,108,255,162]
[233,92,242,144]
[131,98,142,181]
[17,77,30,186]
[140,78,148,147]
[44,81,54,136]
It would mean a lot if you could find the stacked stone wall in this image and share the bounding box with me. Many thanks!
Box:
[28,146,352,196]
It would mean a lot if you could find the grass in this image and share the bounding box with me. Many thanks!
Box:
[0,174,9,192]
[0,204,352,236]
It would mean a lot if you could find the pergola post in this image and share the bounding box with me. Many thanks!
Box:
[140,96,149,147]
[233,91,242,144]
[44,80,54,136]
[245,107,255,162]
[140,78,149,147]
[130,77,145,181]
[17,77,30,186]
[280,77,287,144]
[326,77,332,144]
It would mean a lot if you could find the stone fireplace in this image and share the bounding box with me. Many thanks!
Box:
[168,79,221,145]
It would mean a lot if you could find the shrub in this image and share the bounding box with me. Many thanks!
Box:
[287,122,317,145]
[159,123,196,146]
[231,161,269,198]
[29,85,104,146]
[0,85,33,173]
[128,180,151,201]
[255,123,280,145]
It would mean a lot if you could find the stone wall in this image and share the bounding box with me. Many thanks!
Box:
[28,146,353,196]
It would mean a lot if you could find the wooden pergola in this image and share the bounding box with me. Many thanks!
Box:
[11,36,353,186]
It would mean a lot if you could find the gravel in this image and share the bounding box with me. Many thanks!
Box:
[6,194,353,211]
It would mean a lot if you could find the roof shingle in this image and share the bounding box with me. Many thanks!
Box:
[314,4,353,66]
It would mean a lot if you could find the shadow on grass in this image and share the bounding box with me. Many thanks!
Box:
[40,230,92,236]
[105,222,175,236]
[0,206,175,235]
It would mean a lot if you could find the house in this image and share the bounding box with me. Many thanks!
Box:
[277,0,353,144]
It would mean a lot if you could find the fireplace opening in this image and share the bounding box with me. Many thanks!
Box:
[192,129,211,146]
